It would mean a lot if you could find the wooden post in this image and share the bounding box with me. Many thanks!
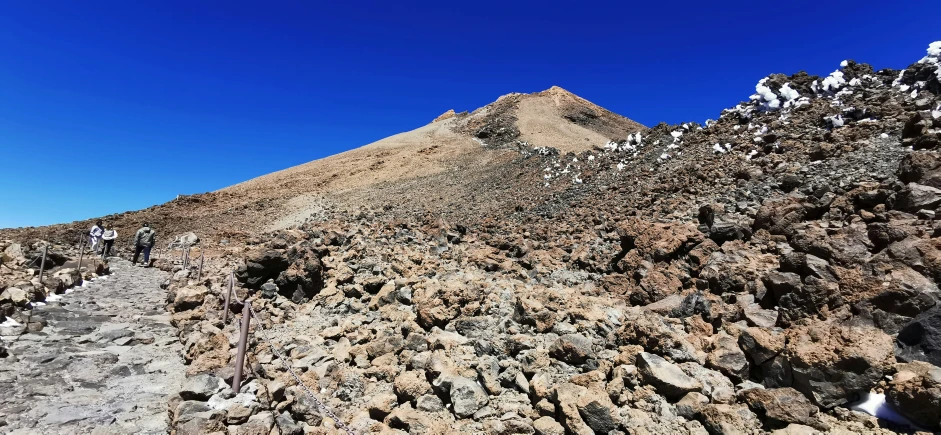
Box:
[77,237,86,274]
[232,299,251,391]
[38,245,48,285]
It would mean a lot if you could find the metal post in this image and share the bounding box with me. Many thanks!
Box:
[197,253,204,281]
[232,299,251,391]
[38,245,48,284]
[223,270,234,323]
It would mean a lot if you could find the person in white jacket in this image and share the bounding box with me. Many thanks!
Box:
[101,224,118,259]
[89,220,104,253]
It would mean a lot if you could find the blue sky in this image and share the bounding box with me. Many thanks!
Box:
[1,1,938,228]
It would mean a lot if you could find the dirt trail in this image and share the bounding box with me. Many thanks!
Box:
[0,259,183,434]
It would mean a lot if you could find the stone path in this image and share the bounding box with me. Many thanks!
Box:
[0,259,183,434]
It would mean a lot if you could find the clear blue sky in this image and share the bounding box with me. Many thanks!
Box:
[1,1,938,228]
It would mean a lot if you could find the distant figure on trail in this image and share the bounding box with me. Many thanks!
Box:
[101,224,118,259]
[132,223,157,267]
[89,220,104,253]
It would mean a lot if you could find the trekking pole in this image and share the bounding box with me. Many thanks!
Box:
[197,252,204,281]
[232,298,252,391]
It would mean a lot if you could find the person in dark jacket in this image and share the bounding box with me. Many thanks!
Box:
[132,223,157,266]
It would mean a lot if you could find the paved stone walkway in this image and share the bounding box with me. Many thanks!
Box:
[0,259,183,434]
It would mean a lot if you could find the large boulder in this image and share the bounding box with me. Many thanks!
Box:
[449,377,488,418]
[896,183,941,212]
[235,249,291,288]
[636,352,703,400]
[740,387,825,430]
[549,333,595,365]
[886,361,941,430]
[897,305,941,366]
[173,286,209,312]
[785,323,894,408]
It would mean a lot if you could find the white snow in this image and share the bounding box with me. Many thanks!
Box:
[779,83,800,103]
[1,317,22,328]
[848,393,922,430]
[826,114,845,128]
[932,109,941,119]
[671,131,683,139]
[746,150,759,160]
[587,155,595,161]
[752,78,781,111]
[733,125,741,130]
[659,153,670,160]
[616,162,626,171]
[880,133,890,138]
[820,70,846,92]
[929,41,941,57]
[899,84,911,92]
[912,90,919,98]
[840,60,849,68]
[46,293,63,302]
[848,78,861,86]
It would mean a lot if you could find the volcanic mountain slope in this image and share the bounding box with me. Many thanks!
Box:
[0,86,642,243]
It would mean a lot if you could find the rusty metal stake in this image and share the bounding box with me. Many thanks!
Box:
[38,245,48,285]
[197,253,204,281]
[232,299,251,391]
[223,270,234,323]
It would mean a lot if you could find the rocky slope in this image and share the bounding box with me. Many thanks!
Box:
[5,42,941,434]
[0,86,642,245]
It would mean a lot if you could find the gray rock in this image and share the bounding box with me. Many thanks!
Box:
[450,376,489,418]
[636,352,703,400]
[276,411,303,435]
[577,394,618,433]
[416,394,444,412]
[180,374,225,401]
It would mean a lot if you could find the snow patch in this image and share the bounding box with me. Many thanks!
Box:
[840,60,849,68]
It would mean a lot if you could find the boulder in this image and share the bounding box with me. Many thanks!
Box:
[896,183,941,212]
[179,374,225,401]
[0,288,28,307]
[235,249,291,288]
[449,376,489,418]
[173,286,209,312]
[533,416,565,435]
[636,352,703,400]
[886,361,941,430]
[549,333,595,365]
[740,387,824,430]
[897,305,941,366]
[707,331,750,382]
[785,323,894,408]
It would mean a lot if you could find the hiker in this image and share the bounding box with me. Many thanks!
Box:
[101,224,118,258]
[89,220,104,253]
[132,223,157,266]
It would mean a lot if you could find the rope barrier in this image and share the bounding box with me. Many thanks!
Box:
[227,288,357,435]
